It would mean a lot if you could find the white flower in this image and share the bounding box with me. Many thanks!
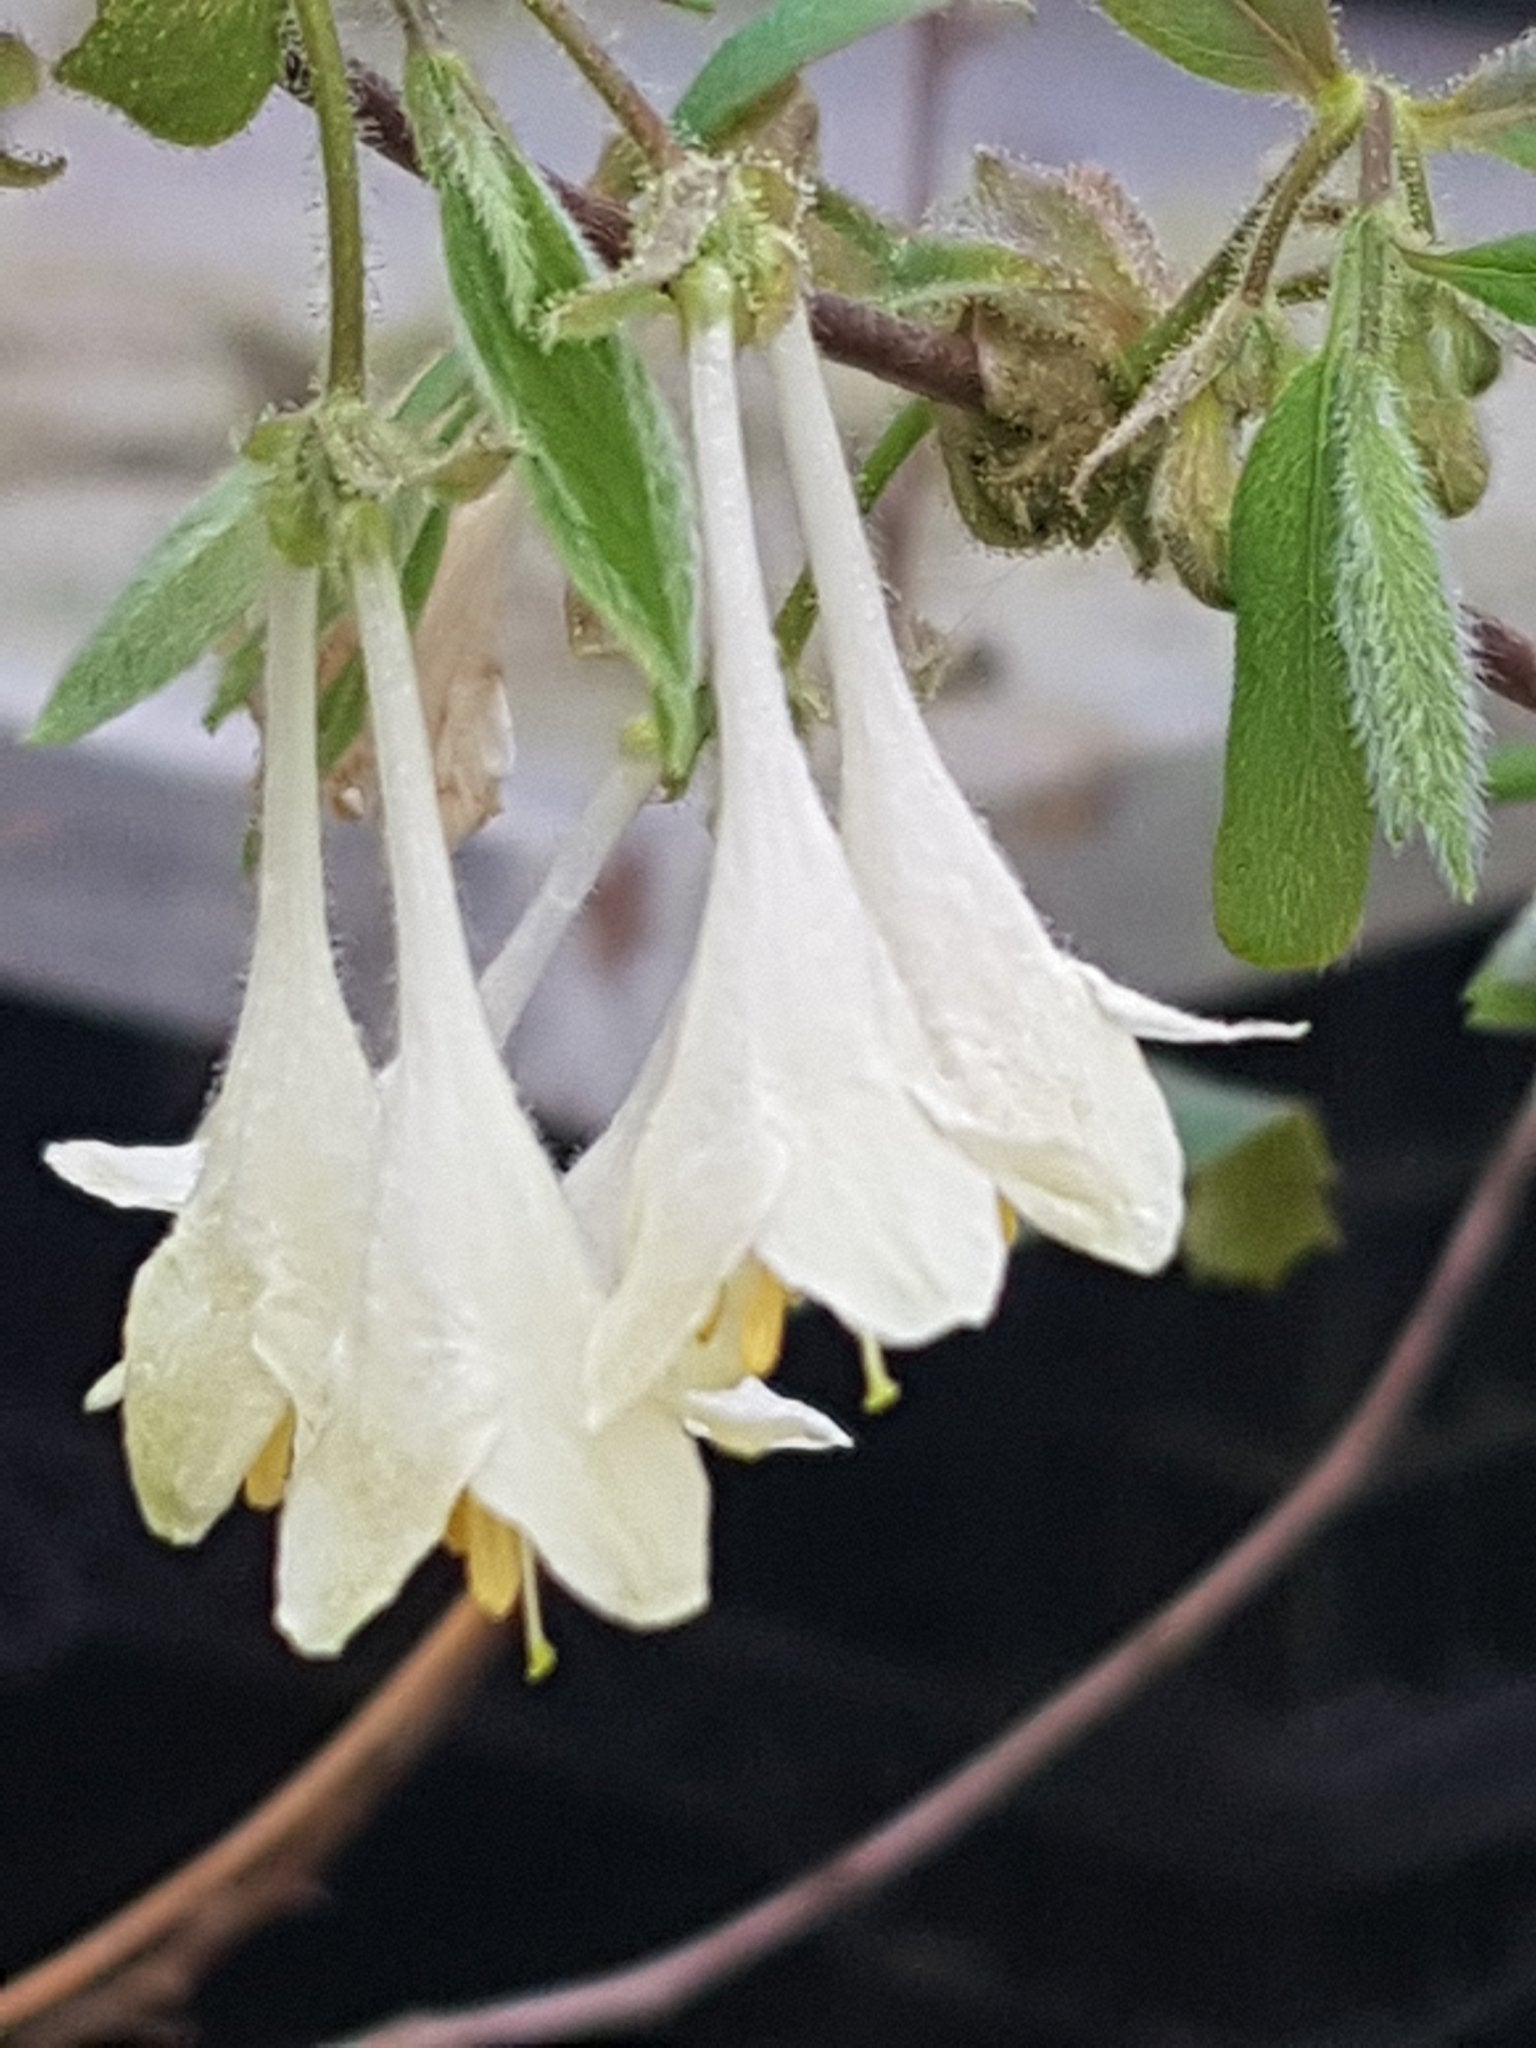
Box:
[579,291,1007,1429]
[767,302,1304,1274]
[273,541,714,1658]
[46,558,377,1544]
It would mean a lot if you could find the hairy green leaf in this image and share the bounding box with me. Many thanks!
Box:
[675,0,955,145]
[1093,0,1341,100]
[1158,1060,1340,1289]
[1413,34,1536,173]
[1331,355,1485,895]
[811,185,1051,315]
[55,0,283,146]
[1465,894,1536,1032]
[1403,233,1536,326]
[33,464,266,745]
[408,48,702,783]
[1216,355,1374,968]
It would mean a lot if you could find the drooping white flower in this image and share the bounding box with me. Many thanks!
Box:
[273,538,713,1658]
[767,302,1303,1274]
[480,757,853,1463]
[46,558,377,1544]
[579,289,1007,1429]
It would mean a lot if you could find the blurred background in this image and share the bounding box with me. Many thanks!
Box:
[7,2,1536,2042]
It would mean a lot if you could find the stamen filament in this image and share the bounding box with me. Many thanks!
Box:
[518,1532,558,1683]
[858,1333,902,1416]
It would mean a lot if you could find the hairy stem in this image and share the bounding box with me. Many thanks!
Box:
[290,0,368,396]
[514,0,683,170]
[348,1071,1536,2047]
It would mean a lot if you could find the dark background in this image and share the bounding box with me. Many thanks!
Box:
[8,916,1536,2046]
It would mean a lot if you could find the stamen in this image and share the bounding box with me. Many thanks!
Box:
[518,1532,558,1683]
[242,1409,296,1510]
[858,1332,902,1416]
[447,1494,523,1621]
[998,1198,1020,1248]
[740,1261,790,1379]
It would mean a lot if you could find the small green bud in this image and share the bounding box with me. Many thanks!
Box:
[1151,386,1238,610]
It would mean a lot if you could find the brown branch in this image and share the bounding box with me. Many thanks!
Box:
[348,1073,1536,2048]
[284,55,1536,669]
[280,52,986,411]
[1472,610,1536,718]
[0,1600,505,2047]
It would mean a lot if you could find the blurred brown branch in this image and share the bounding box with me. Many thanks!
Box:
[0,1602,504,2047]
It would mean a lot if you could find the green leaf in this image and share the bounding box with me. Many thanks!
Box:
[33,463,266,745]
[811,184,1051,316]
[1413,34,1536,173]
[1329,350,1485,897]
[55,0,284,147]
[675,0,955,145]
[407,47,702,784]
[1487,743,1536,804]
[1158,1060,1340,1289]
[1403,234,1536,326]
[1465,894,1536,1032]
[1093,0,1342,100]
[1216,354,1374,968]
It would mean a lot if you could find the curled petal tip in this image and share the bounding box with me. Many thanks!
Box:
[44,1137,205,1213]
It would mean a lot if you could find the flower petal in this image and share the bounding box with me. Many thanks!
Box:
[1073,961,1309,1045]
[683,1377,852,1460]
[44,1138,204,1213]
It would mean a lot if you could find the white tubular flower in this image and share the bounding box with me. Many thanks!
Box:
[767,303,1303,1275]
[487,771,853,1466]
[45,559,376,1543]
[580,284,1006,1429]
[274,538,711,1659]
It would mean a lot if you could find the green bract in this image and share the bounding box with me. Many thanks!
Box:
[407,46,703,785]
[55,0,284,147]
[1093,0,1343,101]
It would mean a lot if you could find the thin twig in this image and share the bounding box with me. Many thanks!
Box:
[347,1072,1536,2048]
[0,1601,504,2045]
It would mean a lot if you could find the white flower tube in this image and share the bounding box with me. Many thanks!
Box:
[274,536,711,1657]
[767,302,1303,1274]
[580,288,1006,1429]
[47,558,377,1543]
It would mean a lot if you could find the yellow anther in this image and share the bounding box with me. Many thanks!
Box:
[858,1332,902,1416]
[445,1493,522,1621]
[740,1261,790,1379]
[242,1409,296,1511]
[518,1532,558,1682]
[998,1198,1020,1248]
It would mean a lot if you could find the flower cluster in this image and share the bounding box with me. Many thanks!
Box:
[48,271,1298,1665]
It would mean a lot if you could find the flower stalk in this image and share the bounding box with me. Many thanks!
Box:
[291,0,368,395]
